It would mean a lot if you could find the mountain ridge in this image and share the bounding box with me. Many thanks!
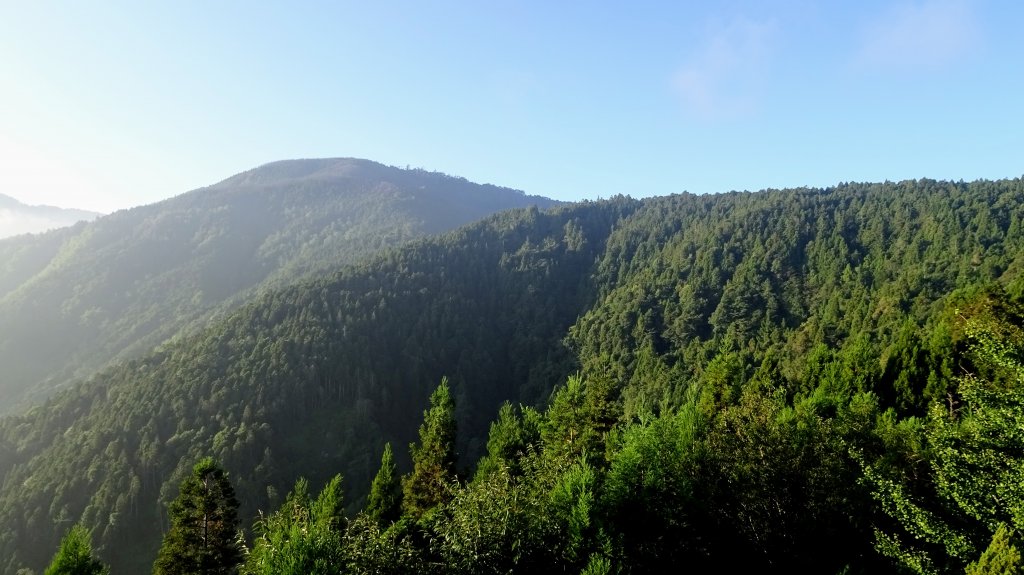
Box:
[0,193,101,239]
[0,158,559,412]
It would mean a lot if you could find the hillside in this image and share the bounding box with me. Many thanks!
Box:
[0,158,557,411]
[0,194,100,239]
[0,198,638,572]
[2,178,1024,573]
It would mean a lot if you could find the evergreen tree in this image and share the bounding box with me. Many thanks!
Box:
[473,403,542,480]
[43,524,107,575]
[153,458,241,575]
[366,443,402,526]
[542,373,620,467]
[966,525,1023,575]
[402,378,457,518]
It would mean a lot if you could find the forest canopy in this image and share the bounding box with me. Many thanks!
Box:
[2,177,1024,573]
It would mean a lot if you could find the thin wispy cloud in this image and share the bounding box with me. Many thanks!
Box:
[673,17,778,121]
[855,0,978,73]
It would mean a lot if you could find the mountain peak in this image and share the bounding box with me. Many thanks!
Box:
[211,158,390,188]
[209,158,530,198]
[0,158,558,415]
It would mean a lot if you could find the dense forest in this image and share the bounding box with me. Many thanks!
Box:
[0,158,555,412]
[3,177,1024,573]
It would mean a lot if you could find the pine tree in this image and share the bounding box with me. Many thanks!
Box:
[43,524,107,575]
[153,458,241,575]
[542,373,620,466]
[402,378,457,518]
[366,443,402,526]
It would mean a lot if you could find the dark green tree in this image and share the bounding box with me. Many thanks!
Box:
[153,458,241,575]
[541,373,620,467]
[602,405,707,572]
[473,403,542,480]
[366,443,402,526]
[402,378,457,518]
[43,524,107,575]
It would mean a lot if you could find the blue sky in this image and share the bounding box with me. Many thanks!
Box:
[1,1,1021,213]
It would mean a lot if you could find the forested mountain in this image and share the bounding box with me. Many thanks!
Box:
[2,178,1024,574]
[0,158,557,412]
[0,194,100,239]
[0,198,637,573]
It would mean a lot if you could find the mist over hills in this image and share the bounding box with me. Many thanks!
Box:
[1,175,1023,573]
[0,194,100,239]
[0,158,558,412]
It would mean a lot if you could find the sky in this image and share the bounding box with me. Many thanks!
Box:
[1,0,1022,214]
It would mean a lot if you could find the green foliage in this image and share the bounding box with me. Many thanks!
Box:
[473,403,542,480]
[432,460,555,574]
[698,384,883,571]
[580,554,614,575]
[0,198,631,573]
[153,458,241,575]
[570,180,1024,416]
[966,525,1023,575]
[867,295,1024,573]
[3,178,1024,573]
[43,525,107,575]
[601,404,706,571]
[542,373,621,467]
[339,515,425,575]
[366,444,402,526]
[402,379,458,519]
[548,459,600,568]
[242,475,345,575]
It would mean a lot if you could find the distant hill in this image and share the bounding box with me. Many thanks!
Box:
[0,158,558,411]
[0,194,100,239]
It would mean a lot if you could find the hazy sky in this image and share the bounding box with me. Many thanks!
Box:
[1,1,1021,213]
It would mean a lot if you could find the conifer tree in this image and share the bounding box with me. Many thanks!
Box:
[402,378,457,518]
[43,524,107,575]
[153,458,241,575]
[366,443,402,526]
[966,525,1023,575]
[542,373,620,466]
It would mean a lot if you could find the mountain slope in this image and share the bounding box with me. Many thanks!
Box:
[0,194,101,239]
[0,158,558,411]
[570,178,1024,415]
[1,179,1023,573]
[0,198,639,573]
